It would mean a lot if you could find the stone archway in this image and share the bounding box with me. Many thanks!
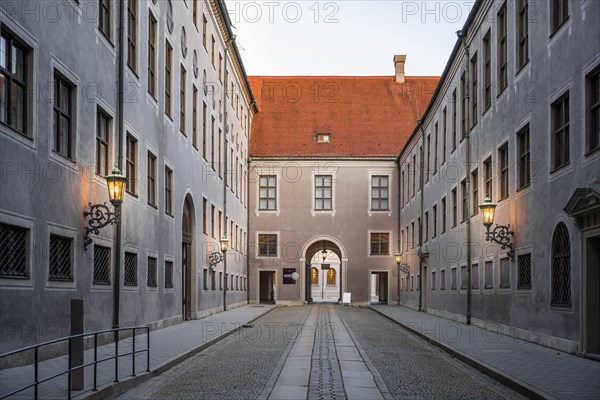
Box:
[181,195,197,320]
[301,236,348,303]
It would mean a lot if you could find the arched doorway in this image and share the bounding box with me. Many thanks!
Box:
[301,237,347,303]
[182,195,196,320]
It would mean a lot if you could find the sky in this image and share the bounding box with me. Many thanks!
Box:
[224,0,476,77]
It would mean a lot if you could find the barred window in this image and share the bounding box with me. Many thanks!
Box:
[551,223,571,307]
[500,258,510,288]
[258,234,277,257]
[371,176,389,211]
[315,175,332,211]
[517,253,532,290]
[49,234,72,281]
[124,252,137,286]
[93,245,110,285]
[0,30,28,136]
[165,260,173,289]
[259,175,276,210]
[147,256,157,288]
[370,233,389,255]
[0,223,28,278]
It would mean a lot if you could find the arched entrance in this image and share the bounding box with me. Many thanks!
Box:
[182,195,196,320]
[301,237,347,303]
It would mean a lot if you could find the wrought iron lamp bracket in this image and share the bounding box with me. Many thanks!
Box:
[398,264,410,275]
[83,203,120,249]
[484,224,515,261]
[209,252,224,271]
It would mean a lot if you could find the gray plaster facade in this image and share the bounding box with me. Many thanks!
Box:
[398,0,600,354]
[0,0,254,353]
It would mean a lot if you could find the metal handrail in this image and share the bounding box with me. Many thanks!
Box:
[0,326,150,400]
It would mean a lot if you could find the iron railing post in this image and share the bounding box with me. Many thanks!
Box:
[114,330,119,382]
[146,327,150,372]
[34,346,38,400]
[132,328,136,377]
[93,333,98,391]
[67,338,72,400]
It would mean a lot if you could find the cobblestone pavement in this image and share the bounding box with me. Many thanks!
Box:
[119,306,311,400]
[337,307,523,400]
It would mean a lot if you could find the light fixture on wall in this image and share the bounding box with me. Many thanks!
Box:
[83,165,127,249]
[209,236,229,271]
[321,241,327,262]
[479,196,515,261]
[394,252,409,275]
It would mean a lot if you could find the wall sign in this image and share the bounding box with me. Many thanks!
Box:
[283,268,297,284]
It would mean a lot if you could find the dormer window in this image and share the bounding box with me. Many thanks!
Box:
[316,132,330,143]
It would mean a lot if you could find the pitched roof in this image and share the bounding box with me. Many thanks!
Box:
[248,76,439,158]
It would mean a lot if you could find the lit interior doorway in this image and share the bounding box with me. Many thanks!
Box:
[371,271,388,304]
[310,250,340,303]
[259,271,275,304]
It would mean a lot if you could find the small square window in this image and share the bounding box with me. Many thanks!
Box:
[316,133,330,143]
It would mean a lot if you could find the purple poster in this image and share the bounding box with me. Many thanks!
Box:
[283,268,298,284]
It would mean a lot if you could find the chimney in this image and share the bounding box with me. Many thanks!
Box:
[394,55,407,83]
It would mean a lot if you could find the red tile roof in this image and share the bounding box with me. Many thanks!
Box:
[248,76,439,158]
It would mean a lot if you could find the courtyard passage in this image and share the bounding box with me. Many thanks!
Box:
[120,305,521,400]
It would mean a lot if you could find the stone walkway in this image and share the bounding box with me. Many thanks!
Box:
[371,305,600,400]
[0,305,275,399]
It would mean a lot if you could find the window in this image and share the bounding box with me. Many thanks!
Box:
[165,41,173,117]
[499,143,509,200]
[147,151,157,207]
[202,14,207,49]
[517,0,529,70]
[483,30,491,111]
[311,267,318,285]
[202,198,207,234]
[193,0,198,28]
[93,245,110,284]
[451,267,457,290]
[147,256,157,288]
[202,102,207,160]
[98,0,111,40]
[211,36,215,67]
[211,270,216,290]
[517,253,531,290]
[0,223,28,278]
[551,0,569,33]
[551,223,571,307]
[218,128,222,178]
[327,269,336,285]
[471,168,478,215]
[203,268,208,290]
[472,264,479,289]
[49,234,72,281]
[165,166,173,216]
[401,171,405,206]
[180,66,186,134]
[440,269,446,290]
[124,252,137,286]
[461,265,467,290]
[211,204,215,238]
[425,136,430,182]
[431,271,436,290]
[587,66,600,153]
[370,233,390,255]
[432,204,437,238]
[452,188,457,228]
[211,116,215,169]
[500,258,510,288]
[552,93,570,171]
[441,197,447,234]
[192,85,198,148]
[497,2,508,92]
[484,157,493,199]
[258,234,277,257]
[316,132,330,143]
[127,0,137,71]
[460,72,466,139]
[259,175,276,210]
[461,179,467,222]
[424,212,429,242]
[53,74,74,160]
[371,176,389,211]
[412,155,416,197]
[452,90,457,151]
[163,260,173,289]
[470,53,478,127]
[0,30,28,135]
[484,261,493,289]
[517,125,531,189]
[126,133,137,194]
[147,12,157,98]
[96,109,111,176]
[411,222,415,249]
[315,175,332,210]
[218,211,222,240]
[434,123,438,174]
[442,108,447,164]
[218,53,223,82]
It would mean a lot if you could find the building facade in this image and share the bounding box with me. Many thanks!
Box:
[248,74,438,306]
[0,0,255,353]
[398,0,600,355]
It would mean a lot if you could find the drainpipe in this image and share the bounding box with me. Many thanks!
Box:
[397,158,402,305]
[417,121,425,312]
[222,36,236,312]
[113,0,126,331]
[457,30,472,326]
